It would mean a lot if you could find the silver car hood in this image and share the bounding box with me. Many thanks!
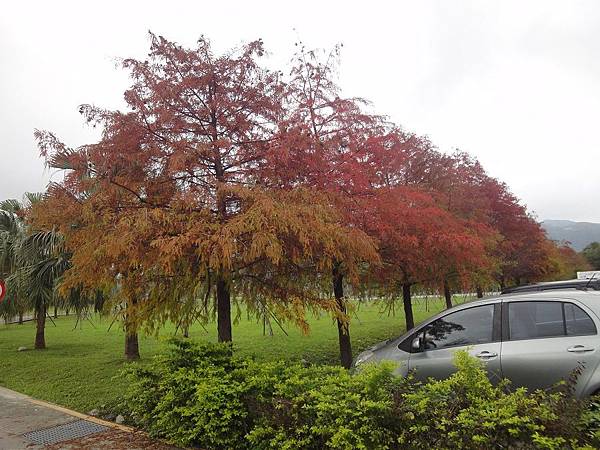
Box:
[353,336,410,376]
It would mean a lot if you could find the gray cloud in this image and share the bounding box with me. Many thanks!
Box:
[1,0,598,221]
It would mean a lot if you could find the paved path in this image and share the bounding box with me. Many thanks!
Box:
[0,387,177,449]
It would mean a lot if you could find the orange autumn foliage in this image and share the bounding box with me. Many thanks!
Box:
[32,34,377,339]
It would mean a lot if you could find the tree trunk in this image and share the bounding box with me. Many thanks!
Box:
[53,305,58,319]
[216,276,232,342]
[125,332,140,360]
[65,308,69,316]
[333,266,352,369]
[124,298,140,360]
[18,312,23,325]
[402,283,414,331]
[34,303,46,349]
[214,143,232,343]
[443,279,452,309]
[476,285,483,298]
[499,276,506,291]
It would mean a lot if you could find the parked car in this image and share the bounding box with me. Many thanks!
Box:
[353,283,600,397]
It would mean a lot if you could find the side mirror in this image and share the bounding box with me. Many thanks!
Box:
[411,336,422,351]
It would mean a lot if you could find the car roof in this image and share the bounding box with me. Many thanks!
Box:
[390,289,600,351]
[471,288,600,327]
[418,288,600,329]
[499,289,600,301]
[501,278,600,295]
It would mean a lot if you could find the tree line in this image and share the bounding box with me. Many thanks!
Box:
[0,34,591,367]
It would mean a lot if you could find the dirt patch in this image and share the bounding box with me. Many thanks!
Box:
[44,429,179,450]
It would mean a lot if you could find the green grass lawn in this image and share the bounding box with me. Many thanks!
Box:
[0,295,472,412]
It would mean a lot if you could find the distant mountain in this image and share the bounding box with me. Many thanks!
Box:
[541,220,600,251]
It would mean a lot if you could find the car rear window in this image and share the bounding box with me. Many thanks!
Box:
[508,301,597,340]
[509,302,563,340]
[564,303,597,336]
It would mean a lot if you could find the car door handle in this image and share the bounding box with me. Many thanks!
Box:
[475,351,498,359]
[567,345,595,353]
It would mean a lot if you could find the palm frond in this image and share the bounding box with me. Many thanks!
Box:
[0,211,21,235]
[0,199,23,214]
[23,192,44,207]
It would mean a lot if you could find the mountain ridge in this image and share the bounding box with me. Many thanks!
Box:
[541,219,600,251]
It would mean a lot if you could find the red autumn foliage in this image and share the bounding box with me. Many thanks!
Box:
[359,186,489,328]
[29,33,572,367]
[34,34,377,359]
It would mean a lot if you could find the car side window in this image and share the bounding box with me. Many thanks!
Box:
[421,305,494,351]
[508,301,563,340]
[564,303,597,336]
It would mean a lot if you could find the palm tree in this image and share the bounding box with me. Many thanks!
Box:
[0,195,69,349]
[20,229,69,348]
[0,199,27,324]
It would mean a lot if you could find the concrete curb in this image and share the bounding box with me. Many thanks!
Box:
[0,386,134,432]
[28,398,135,433]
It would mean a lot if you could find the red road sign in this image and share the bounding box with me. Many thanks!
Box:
[0,279,5,302]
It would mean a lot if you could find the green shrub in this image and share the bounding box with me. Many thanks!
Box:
[246,362,407,450]
[393,352,588,449]
[121,339,599,449]
[122,339,254,448]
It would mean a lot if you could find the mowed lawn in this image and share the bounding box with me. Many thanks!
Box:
[0,296,471,412]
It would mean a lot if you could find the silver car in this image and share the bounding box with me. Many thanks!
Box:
[354,288,600,397]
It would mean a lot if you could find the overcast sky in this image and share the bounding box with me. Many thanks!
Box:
[1,1,599,221]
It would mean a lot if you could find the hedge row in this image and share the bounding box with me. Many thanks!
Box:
[120,339,600,449]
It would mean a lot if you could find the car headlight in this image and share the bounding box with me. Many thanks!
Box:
[353,350,374,367]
